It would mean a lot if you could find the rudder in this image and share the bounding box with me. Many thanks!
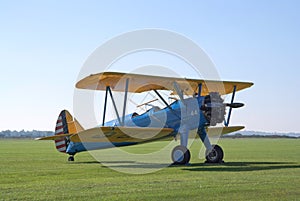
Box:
[54,110,84,153]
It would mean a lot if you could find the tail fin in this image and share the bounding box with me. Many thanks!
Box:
[54,110,84,153]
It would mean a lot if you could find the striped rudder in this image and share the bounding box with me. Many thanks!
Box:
[54,110,84,153]
[54,111,69,153]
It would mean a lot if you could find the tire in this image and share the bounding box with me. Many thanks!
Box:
[171,145,191,165]
[205,144,224,163]
[68,156,74,162]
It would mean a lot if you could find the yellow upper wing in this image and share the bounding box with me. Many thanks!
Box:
[76,72,253,96]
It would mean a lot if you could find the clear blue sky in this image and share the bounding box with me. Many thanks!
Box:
[1,0,300,132]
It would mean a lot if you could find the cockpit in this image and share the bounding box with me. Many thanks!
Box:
[131,105,161,119]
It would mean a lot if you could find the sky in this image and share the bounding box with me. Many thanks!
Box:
[0,0,300,132]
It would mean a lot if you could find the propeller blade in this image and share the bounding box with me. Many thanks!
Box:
[225,103,244,108]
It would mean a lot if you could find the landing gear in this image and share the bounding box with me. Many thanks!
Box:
[205,144,224,163]
[68,155,74,162]
[171,145,191,165]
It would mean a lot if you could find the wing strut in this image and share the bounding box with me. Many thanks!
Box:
[107,86,122,126]
[102,86,109,126]
[122,78,129,125]
[225,85,236,126]
[102,79,129,126]
[198,83,202,97]
[153,90,172,110]
[153,89,181,119]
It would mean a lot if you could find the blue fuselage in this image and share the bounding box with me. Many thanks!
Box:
[106,97,207,131]
[66,97,208,154]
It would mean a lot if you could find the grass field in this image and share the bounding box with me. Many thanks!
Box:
[0,138,299,201]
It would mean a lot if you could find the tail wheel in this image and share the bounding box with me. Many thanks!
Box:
[205,144,224,163]
[68,156,74,162]
[171,145,191,165]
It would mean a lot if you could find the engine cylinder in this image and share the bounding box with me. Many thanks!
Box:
[202,92,226,126]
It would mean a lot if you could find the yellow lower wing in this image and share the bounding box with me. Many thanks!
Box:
[188,126,245,138]
[206,126,244,137]
[70,127,174,143]
[36,126,242,142]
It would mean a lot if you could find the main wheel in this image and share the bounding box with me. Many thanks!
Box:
[171,145,191,165]
[205,144,224,163]
[68,156,74,162]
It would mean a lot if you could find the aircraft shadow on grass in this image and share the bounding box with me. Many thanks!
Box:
[181,162,300,172]
[74,160,170,169]
[74,160,300,172]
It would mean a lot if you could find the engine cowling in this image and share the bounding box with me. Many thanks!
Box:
[201,92,226,126]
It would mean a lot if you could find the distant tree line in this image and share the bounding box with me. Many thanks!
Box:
[222,132,300,139]
[0,130,299,139]
[0,130,54,139]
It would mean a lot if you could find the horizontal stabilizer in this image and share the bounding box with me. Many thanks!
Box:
[35,133,74,141]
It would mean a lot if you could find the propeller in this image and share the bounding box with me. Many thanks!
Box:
[201,102,244,110]
[225,103,244,108]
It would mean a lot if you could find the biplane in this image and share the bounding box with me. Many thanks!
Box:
[37,72,253,164]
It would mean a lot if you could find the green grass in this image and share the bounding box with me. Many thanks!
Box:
[0,138,299,201]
